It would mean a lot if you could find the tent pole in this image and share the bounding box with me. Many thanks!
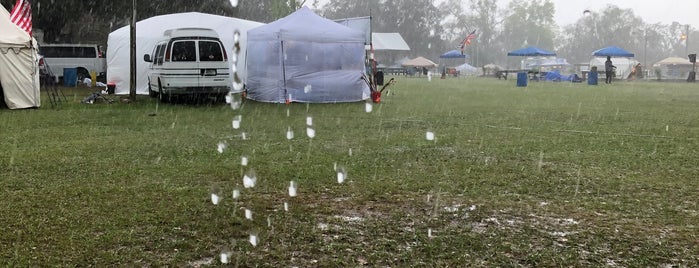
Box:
[281,40,287,103]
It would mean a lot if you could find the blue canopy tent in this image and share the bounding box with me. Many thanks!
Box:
[592,46,634,57]
[507,46,556,57]
[440,50,470,59]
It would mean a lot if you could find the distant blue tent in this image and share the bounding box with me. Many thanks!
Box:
[440,50,470,59]
[592,46,634,57]
[507,46,556,56]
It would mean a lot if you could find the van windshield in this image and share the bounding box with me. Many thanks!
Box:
[199,41,224,62]
[171,41,196,62]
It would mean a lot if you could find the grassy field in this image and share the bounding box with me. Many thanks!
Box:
[1,78,698,266]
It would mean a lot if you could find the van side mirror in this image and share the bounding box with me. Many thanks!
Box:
[143,54,152,62]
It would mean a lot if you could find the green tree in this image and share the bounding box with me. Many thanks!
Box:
[500,0,556,52]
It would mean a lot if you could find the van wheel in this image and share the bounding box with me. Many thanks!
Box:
[148,79,157,98]
[158,81,169,103]
[77,68,90,84]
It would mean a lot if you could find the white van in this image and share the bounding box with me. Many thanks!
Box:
[40,44,106,82]
[144,28,230,101]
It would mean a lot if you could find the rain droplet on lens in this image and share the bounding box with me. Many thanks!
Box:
[336,167,347,184]
[428,43,432,49]
[243,169,257,188]
[241,132,248,140]
[232,115,242,129]
[305,54,309,61]
[428,228,433,238]
[426,131,435,141]
[249,233,258,247]
[306,127,316,138]
[365,102,373,113]
[245,208,252,220]
[304,84,312,93]
[286,127,294,140]
[217,142,226,154]
[229,0,238,7]
[288,181,297,197]
[306,116,313,126]
[348,148,353,157]
[284,202,289,211]
[228,92,242,109]
[241,156,248,166]
[220,251,231,264]
[267,216,272,227]
[232,188,241,199]
[211,185,222,205]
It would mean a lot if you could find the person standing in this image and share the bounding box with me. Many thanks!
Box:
[605,56,616,84]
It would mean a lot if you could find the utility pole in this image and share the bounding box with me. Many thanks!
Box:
[686,24,690,57]
[129,0,137,101]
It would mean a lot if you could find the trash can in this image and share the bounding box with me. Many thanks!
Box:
[107,83,116,94]
[63,68,77,87]
[588,71,598,85]
[516,72,528,87]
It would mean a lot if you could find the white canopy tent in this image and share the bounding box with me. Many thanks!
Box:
[106,12,263,95]
[590,57,639,80]
[371,33,410,51]
[246,7,369,103]
[0,4,40,109]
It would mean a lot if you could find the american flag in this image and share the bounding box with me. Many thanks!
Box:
[459,30,476,54]
[10,0,32,36]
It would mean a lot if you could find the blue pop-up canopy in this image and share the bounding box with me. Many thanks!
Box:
[507,46,556,56]
[440,50,470,59]
[592,46,634,57]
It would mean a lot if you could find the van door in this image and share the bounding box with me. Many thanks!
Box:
[197,39,228,92]
[169,40,199,89]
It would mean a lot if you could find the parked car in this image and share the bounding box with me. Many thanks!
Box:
[143,28,230,101]
[39,43,106,82]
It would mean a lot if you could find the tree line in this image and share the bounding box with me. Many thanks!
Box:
[1,0,695,67]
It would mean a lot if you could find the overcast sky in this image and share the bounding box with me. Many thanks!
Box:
[310,0,699,28]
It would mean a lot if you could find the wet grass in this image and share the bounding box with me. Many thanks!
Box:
[1,78,698,266]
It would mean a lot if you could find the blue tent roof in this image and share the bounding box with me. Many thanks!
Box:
[507,46,556,56]
[592,46,634,57]
[440,50,470,59]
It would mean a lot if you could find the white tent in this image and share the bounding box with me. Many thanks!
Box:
[653,57,694,80]
[0,4,40,109]
[245,7,370,103]
[371,33,410,51]
[106,12,263,95]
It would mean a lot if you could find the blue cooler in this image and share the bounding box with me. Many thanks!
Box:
[63,68,77,87]
[588,71,598,85]
[516,72,528,87]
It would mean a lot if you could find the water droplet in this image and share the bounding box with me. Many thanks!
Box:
[267,216,272,227]
[336,167,347,184]
[243,170,257,188]
[231,53,238,64]
[211,193,221,205]
[348,148,353,157]
[306,127,316,138]
[232,115,242,129]
[286,127,294,140]
[241,132,248,140]
[249,233,258,247]
[286,108,290,117]
[427,71,432,82]
[333,162,337,171]
[220,251,231,264]
[429,29,435,36]
[217,142,226,154]
[241,156,248,166]
[211,185,222,205]
[233,30,240,43]
[428,43,432,49]
[306,116,313,126]
[284,53,288,60]
[229,0,238,8]
[232,189,241,199]
[305,54,309,61]
[288,181,297,197]
[365,102,373,113]
[428,228,433,238]
[228,92,242,109]
[666,125,669,132]
[304,84,312,93]
[284,202,289,211]
[245,209,253,220]
[426,131,435,141]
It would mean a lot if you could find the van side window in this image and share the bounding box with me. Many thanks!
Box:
[172,41,196,62]
[199,41,224,62]
[155,44,166,65]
